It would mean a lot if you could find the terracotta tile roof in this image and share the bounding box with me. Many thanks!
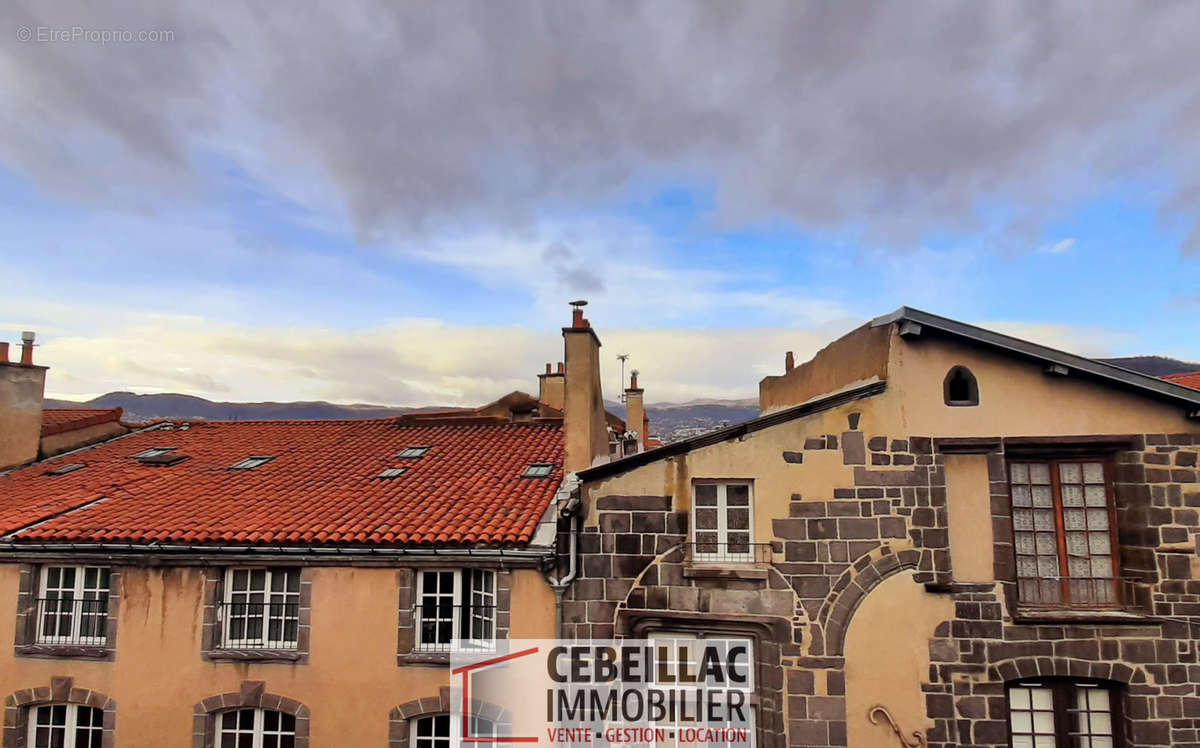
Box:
[0,418,564,547]
[1163,371,1200,390]
[40,408,123,437]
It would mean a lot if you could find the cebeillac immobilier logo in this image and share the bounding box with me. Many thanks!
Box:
[451,638,754,747]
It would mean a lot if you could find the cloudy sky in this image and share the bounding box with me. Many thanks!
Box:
[1,1,1197,406]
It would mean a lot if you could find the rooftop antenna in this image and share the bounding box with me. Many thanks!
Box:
[617,354,630,404]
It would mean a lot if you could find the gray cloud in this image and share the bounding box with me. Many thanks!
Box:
[2,1,1200,253]
[541,242,606,292]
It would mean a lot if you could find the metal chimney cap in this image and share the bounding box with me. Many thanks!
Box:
[20,331,35,343]
[569,299,588,308]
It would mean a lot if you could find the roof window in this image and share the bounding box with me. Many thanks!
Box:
[230,456,274,470]
[522,463,555,478]
[45,463,86,476]
[131,447,176,459]
[138,453,189,466]
[378,467,408,479]
[396,446,431,459]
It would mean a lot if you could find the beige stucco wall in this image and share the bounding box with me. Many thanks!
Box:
[508,567,558,639]
[0,364,46,470]
[0,564,554,746]
[844,571,954,747]
[884,332,1196,436]
[758,323,891,414]
[944,454,995,583]
[39,421,129,459]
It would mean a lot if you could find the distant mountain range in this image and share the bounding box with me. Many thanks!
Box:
[44,355,1198,444]
[43,392,432,423]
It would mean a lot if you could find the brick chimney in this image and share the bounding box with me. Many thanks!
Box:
[538,361,566,417]
[562,301,608,471]
[0,331,48,470]
[624,370,646,451]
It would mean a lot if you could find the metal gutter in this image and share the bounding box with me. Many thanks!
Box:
[577,379,888,482]
[871,306,1200,413]
[0,541,553,562]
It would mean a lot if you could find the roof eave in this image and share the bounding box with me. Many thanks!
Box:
[871,306,1200,412]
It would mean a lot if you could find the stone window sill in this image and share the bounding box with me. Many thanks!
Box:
[15,644,113,660]
[1012,608,1153,625]
[397,652,451,666]
[683,564,769,581]
[203,648,305,663]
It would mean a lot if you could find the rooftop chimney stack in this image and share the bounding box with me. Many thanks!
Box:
[538,359,566,417]
[785,351,795,372]
[624,369,646,452]
[1,330,48,470]
[562,300,608,471]
[20,331,35,366]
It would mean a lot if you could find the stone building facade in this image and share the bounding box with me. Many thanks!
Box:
[562,308,1200,748]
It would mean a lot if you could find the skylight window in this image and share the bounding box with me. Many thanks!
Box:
[522,463,555,478]
[378,467,408,479]
[131,447,175,459]
[138,453,188,466]
[396,446,431,459]
[45,463,86,476]
[230,456,274,470]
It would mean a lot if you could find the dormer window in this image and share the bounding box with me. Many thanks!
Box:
[397,446,431,459]
[522,463,554,478]
[230,456,273,470]
[943,366,979,406]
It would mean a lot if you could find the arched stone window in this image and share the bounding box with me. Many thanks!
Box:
[193,682,308,748]
[3,677,115,748]
[943,366,979,406]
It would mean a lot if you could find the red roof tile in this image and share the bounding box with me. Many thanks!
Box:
[40,408,123,437]
[1,418,563,547]
[1164,371,1200,390]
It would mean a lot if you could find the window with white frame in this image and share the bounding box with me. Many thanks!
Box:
[691,482,754,562]
[27,704,103,748]
[37,566,110,646]
[1007,680,1118,748]
[217,708,296,748]
[409,713,503,748]
[222,568,301,650]
[411,714,451,748]
[415,569,496,652]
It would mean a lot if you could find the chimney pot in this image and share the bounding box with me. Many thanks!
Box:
[785,351,795,372]
[0,342,8,364]
[569,299,589,328]
[557,361,564,374]
[629,370,639,390]
[545,363,552,374]
[20,331,35,366]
